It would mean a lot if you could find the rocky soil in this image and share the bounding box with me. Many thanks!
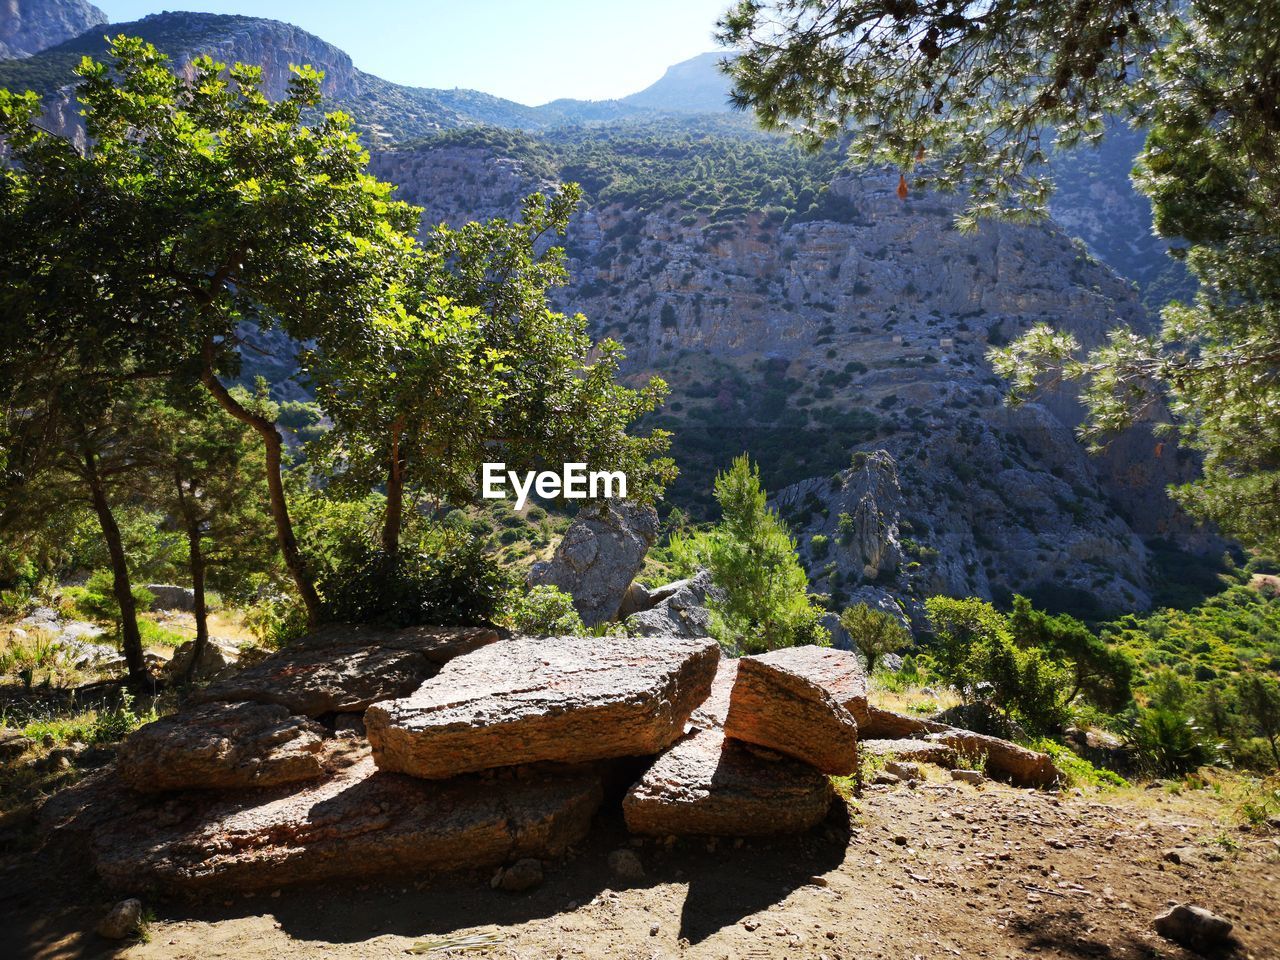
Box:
[5,771,1277,959]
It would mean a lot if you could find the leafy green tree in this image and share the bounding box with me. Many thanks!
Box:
[721,1,1280,555]
[1238,673,1280,767]
[705,455,828,653]
[135,385,276,681]
[924,596,1072,733]
[0,37,424,624]
[1008,595,1133,710]
[310,186,674,556]
[838,601,910,672]
[501,584,585,636]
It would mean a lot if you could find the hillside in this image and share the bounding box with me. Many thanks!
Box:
[370,122,1216,619]
[0,0,103,60]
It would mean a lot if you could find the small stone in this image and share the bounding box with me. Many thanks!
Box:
[884,761,920,780]
[951,769,985,786]
[649,923,660,937]
[497,858,544,893]
[607,848,646,884]
[1153,904,1233,949]
[96,898,142,939]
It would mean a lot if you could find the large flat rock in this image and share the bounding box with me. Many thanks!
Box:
[622,728,834,837]
[117,701,328,793]
[190,625,500,717]
[367,634,719,779]
[723,647,860,775]
[861,738,957,767]
[89,752,602,894]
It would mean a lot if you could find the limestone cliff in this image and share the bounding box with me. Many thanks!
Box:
[0,0,104,60]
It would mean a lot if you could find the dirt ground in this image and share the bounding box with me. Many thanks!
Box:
[4,769,1278,960]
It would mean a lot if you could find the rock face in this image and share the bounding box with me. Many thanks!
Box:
[367,633,719,779]
[191,625,500,717]
[624,569,722,639]
[723,647,861,775]
[91,752,602,894]
[116,702,328,792]
[862,706,1059,787]
[0,0,105,59]
[529,502,659,627]
[622,728,834,837]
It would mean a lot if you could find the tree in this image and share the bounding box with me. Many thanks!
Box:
[1238,673,1280,767]
[0,37,424,625]
[705,455,828,653]
[924,596,1072,733]
[135,385,275,681]
[1008,595,1133,710]
[839,602,910,672]
[720,1,1280,554]
[309,187,674,557]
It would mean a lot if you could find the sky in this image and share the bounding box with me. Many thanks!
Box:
[96,0,730,106]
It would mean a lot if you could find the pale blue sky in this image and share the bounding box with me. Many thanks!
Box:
[97,1,730,106]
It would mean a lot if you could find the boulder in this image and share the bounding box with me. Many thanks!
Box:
[145,584,196,612]
[367,633,719,779]
[861,706,1059,788]
[624,569,723,640]
[723,647,860,775]
[860,738,957,768]
[96,898,142,939]
[90,752,602,894]
[529,502,659,626]
[884,760,920,780]
[1153,904,1233,950]
[622,728,834,837]
[116,701,328,793]
[951,769,986,786]
[191,625,500,717]
[608,848,646,883]
[494,858,543,892]
[0,727,32,764]
[164,637,239,681]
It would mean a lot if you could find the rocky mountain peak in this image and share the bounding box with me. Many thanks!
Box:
[0,0,105,59]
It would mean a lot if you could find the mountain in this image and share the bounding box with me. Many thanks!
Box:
[0,0,105,59]
[371,122,1218,620]
[620,52,734,113]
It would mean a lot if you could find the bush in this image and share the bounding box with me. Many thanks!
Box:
[501,584,585,635]
[1129,707,1218,775]
[65,570,154,623]
[319,538,511,628]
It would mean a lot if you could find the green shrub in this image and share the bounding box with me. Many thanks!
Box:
[1129,707,1218,775]
[318,539,511,628]
[501,584,585,635]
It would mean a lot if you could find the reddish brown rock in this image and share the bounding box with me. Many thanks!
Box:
[622,728,834,836]
[90,751,602,894]
[861,706,1059,787]
[366,634,719,779]
[723,647,860,775]
[116,701,328,793]
[191,625,500,717]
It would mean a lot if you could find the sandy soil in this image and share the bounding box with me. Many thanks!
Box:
[5,769,1278,960]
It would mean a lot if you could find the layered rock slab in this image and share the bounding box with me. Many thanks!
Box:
[622,728,833,836]
[367,634,719,779]
[723,647,862,774]
[89,752,602,894]
[191,625,500,717]
[116,701,328,793]
[861,706,1059,787]
[622,659,834,836]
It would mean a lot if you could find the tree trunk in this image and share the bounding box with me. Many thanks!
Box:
[381,419,406,556]
[175,474,209,683]
[84,450,147,684]
[200,340,321,626]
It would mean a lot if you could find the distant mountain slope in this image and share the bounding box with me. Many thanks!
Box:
[0,0,105,59]
[620,52,733,113]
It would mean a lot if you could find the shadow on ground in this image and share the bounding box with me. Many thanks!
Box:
[2,801,854,959]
